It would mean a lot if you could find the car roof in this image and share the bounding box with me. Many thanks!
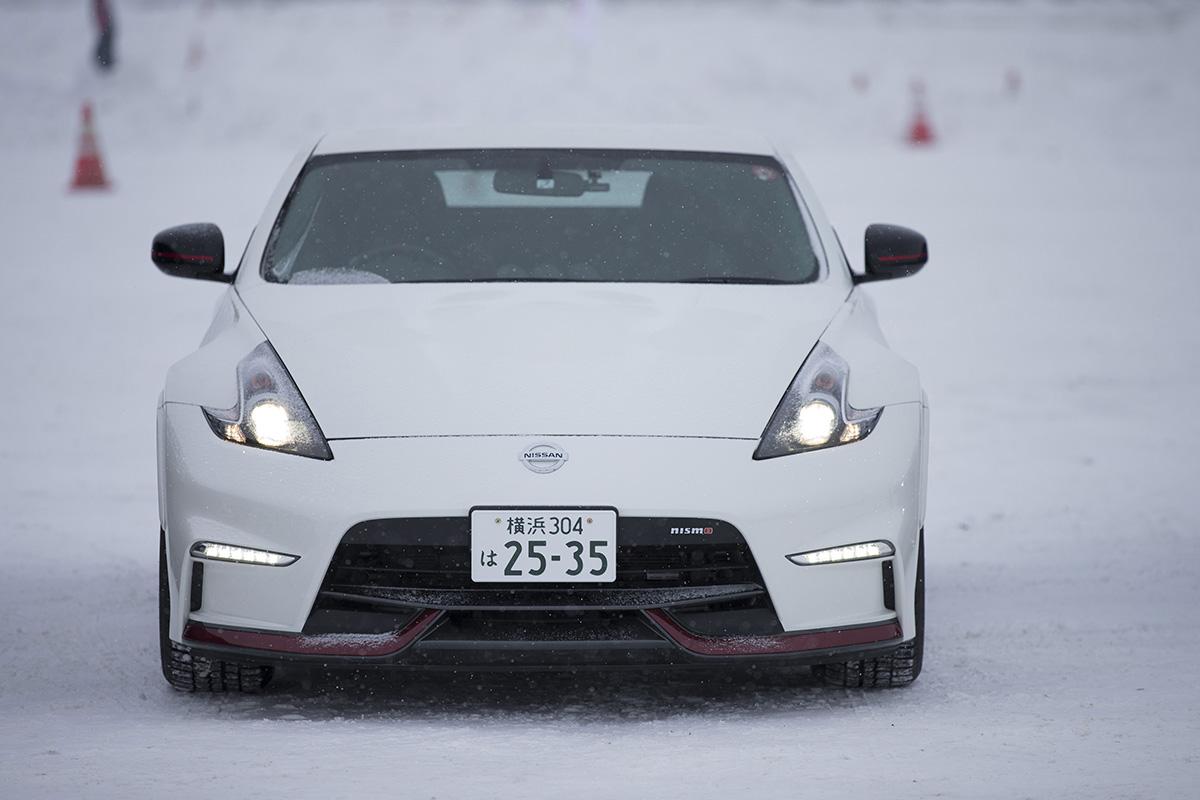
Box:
[312,125,779,158]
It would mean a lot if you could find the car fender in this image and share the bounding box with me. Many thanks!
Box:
[821,289,923,410]
[162,289,266,408]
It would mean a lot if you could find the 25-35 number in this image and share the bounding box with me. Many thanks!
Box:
[503,540,609,577]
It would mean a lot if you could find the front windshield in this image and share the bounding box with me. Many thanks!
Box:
[262,149,821,285]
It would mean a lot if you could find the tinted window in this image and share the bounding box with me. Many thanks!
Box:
[263,150,821,284]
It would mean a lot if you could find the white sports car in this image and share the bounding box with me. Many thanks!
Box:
[154,127,930,692]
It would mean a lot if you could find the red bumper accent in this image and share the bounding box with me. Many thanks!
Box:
[643,609,902,656]
[183,609,444,657]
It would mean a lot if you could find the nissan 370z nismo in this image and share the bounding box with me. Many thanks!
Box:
[153,127,930,692]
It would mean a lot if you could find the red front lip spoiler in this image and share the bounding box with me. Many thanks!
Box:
[183,609,444,657]
[184,607,902,660]
[642,609,903,656]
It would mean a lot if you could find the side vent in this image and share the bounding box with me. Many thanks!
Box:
[881,560,895,611]
[189,562,205,612]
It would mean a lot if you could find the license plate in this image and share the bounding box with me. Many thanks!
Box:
[470,509,617,583]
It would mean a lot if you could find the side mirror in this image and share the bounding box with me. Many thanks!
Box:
[151,223,229,282]
[856,224,928,284]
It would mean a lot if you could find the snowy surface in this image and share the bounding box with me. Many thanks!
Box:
[2,1,1199,797]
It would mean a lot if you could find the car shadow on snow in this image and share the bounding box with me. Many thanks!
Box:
[192,665,912,723]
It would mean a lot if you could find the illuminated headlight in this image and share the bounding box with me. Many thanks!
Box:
[191,541,299,567]
[786,540,895,566]
[790,399,837,446]
[754,342,882,459]
[248,400,293,447]
[202,341,332,460]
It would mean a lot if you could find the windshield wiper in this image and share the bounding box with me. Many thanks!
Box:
[678,276,794,284]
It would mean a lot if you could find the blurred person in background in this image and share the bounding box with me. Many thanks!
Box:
[93,0,115,71]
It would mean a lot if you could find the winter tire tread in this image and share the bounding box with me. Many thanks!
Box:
[159,529,273,693]
[812,529,925,689]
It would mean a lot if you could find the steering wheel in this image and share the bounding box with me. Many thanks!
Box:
[344,242,451,280]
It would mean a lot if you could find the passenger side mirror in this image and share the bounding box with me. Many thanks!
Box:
[856,224,928,284]
[151,223,229,282]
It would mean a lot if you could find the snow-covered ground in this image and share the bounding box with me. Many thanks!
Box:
[2,1,1199,797]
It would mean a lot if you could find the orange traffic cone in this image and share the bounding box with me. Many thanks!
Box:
[908,107,935,145]
[907,82,936,146]
[70,102,111,190]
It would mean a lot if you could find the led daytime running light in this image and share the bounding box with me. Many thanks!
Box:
[191,541,299,567]
[787,540,895,566]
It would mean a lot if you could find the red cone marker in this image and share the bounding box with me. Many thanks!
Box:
[907,81,936,146]
[70,102,111,190]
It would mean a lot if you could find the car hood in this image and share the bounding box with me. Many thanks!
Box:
[236,283,847,439]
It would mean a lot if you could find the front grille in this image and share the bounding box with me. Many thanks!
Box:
[308,516,783,638]
[321,517,764,592]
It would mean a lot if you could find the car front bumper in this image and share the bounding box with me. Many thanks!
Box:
[159,400,927,665]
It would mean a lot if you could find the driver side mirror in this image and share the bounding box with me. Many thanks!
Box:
[151,223,230,282]
[855,224,928,284]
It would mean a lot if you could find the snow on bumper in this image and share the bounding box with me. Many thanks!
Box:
[160,401,926,645]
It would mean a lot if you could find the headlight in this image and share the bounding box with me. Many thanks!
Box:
[753,342,882,459]
[202,341,333,460]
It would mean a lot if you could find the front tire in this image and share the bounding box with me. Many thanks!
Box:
[813,530,925,688]
[159,530,274,693]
